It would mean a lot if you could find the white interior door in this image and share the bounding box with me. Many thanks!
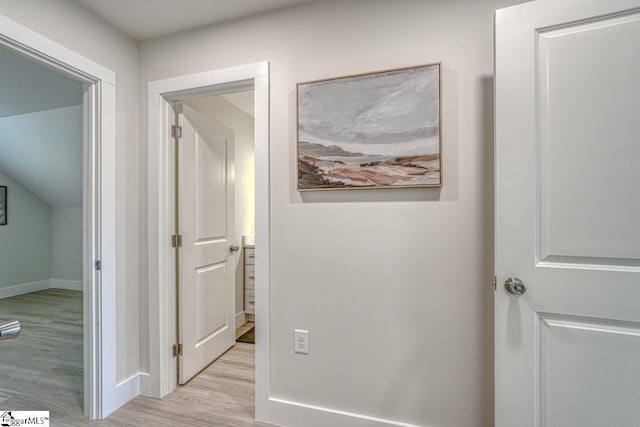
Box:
[495,1,640,425]
[177,103,236,384]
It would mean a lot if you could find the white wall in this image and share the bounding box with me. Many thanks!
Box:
[0,170,52,288]
[184,95,255,317]
[139,0,524,425]
[52,206,83,282]
[0,0,141,382]
[0,0,533,422]
[0,173,81,291]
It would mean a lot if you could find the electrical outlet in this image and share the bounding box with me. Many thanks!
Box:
[294,329,309,354]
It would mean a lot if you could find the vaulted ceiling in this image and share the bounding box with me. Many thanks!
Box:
[0,46,83,119]
[0,46,83,208]
[222,91,254,118]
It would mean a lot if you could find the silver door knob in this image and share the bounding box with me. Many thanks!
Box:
[504,277,526,296]
[0,320,20,341]
[229,245,240,253]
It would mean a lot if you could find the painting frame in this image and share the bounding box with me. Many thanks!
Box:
[296,62,443,192]
[0,186,6,225]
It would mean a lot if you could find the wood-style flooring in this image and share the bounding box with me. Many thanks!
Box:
[101,343,270,427]
[0,289,84,419]
[0,290,269,426]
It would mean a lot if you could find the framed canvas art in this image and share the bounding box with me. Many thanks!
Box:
[0,186,6,225]
[297,63,442,191]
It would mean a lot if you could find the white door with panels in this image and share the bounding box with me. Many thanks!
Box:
[177,103,236,384]
[495,1,640,426]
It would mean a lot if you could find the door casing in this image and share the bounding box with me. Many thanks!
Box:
[146,62,270,421]
[0,13,118,419]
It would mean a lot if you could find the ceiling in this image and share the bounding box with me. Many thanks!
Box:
[222,91,254,117]
[0,46,83,119]
[0,46,83,208]
[74,0,314,40]
[0,105,83,208]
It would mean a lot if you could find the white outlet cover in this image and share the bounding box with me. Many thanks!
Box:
[294,329,309,355]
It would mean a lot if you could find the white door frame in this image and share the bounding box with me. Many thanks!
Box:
[0,14,117,419]
[146,61,270,420]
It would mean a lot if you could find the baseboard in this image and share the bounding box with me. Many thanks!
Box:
[0,279,84,299]
[0,280,51,299]
[138,372,152,397]
[236,311,246,328]
[103,372,142,418]
[51,279,83,291]
[269,398,423,427]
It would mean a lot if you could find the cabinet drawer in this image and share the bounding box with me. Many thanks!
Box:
[245,264,255,280]
[245,290,255,314]
[245,274,255,290]
[244,248,255,265]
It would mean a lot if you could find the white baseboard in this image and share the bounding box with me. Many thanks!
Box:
[51,279,83,291]
[0,279,84,299]
[104,372,142,418]
[138,372,152,397]
[269,398,423,427]
[0,280,51,299]
[236,311,246,328]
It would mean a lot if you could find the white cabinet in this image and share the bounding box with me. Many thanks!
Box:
[244,247,255,314]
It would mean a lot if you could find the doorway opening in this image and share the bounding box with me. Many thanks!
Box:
[173,92,256,387]
[0,12,117,419]
[0,44,85,418]
[146,62,270,422]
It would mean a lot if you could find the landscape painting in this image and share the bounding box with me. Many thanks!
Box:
[297,63,441,191]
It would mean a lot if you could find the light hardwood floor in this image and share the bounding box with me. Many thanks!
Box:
[0,289,84,420]
[0,290,269,426]
[100,342,270,427]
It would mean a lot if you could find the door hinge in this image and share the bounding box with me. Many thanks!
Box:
[171,124,182,139]
[493,275,497,291]
[172,343,183,357]
[171,234,183,248]
[95,260,102,271]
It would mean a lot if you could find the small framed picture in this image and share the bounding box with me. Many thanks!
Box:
[0,186,6,225]
[297,63,442,191]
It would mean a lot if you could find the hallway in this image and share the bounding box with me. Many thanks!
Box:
[101,343,268,426]
[0,289,268,426]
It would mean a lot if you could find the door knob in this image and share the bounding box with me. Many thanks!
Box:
[229,245,240,253]
[504,277,526,296]
[0,320,20,341]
